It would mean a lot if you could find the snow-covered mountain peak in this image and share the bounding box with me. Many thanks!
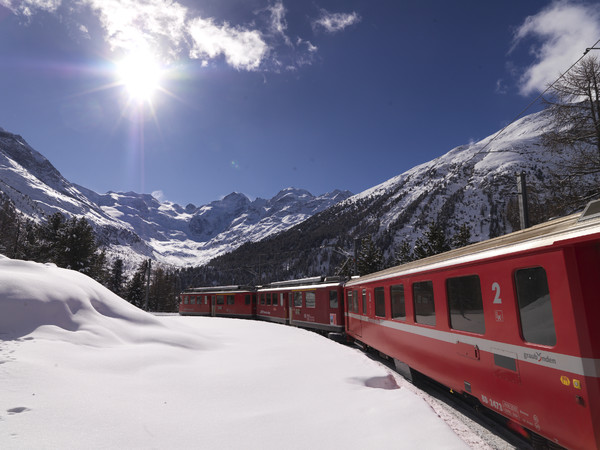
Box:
[0,129,352,267]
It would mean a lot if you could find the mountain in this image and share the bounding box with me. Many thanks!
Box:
[199,108,574,284]
[0,128,352,268]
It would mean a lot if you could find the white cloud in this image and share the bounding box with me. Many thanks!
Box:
[3,0,270,71]
[187,17,268,71]
[313,9,361,33]
[83,0,188,61]
[512,1,600,95]
[268,1,287,36]
[151,190,166,202]
[2,0,359,72]
[0,0,61,16]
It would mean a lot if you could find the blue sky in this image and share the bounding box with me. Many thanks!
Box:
[1,1,599,207]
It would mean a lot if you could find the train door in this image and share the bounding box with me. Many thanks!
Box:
[289,291,295,324]
[281,292,289,324]
[348,290,362,337]
[210,295,216,317]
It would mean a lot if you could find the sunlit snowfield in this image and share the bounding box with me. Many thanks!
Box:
[0,257,490,449]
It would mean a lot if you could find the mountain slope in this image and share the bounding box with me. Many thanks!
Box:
[0,129,352,267]
[199,108,571,284]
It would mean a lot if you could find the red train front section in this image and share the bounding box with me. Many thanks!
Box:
[345,213,600,449]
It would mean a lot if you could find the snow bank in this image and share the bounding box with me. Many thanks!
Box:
[0,257,211,349]
[0,257,481,449]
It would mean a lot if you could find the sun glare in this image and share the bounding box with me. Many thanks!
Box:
[116,51,163,102]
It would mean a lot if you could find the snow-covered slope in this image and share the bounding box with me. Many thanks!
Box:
[0,129,352,267]
[342,108,557,249]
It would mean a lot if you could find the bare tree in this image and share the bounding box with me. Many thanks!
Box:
[543,55,600,211]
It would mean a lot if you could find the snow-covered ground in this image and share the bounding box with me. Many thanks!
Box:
[0,256,495,449]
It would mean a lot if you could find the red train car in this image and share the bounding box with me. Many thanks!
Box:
[258,277,345,334]
[345,201,600,449]
[179,285,256,319]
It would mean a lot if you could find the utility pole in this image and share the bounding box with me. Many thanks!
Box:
[144,258,151,311]
[516,172,530,230]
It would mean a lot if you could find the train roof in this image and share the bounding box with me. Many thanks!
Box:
[183,285,255,294]
[347,199,600,287]
[259,276,346,291]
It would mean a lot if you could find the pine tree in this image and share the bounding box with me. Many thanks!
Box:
[451,224,471,249]
[394,238,414,265]
[413,221,451,260]
[36,212,66,263]
[356,236,383,276]
[125,260,149,309]
[109,258,125,297]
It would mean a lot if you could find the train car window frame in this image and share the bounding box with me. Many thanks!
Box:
[260,293,266,305]
[294,291,303,307]
[227,295,235,305]
[374,287,386,318]
[273,293,279,306]
[446,275,485,335]
[183,295,188,304]
[362,289,367,315]
[267,293,272,305]
[347,291,354,313]
[189,296,195,305]
[515,266,557,347]
[390,284,406,320]
[245,294,251,305]
[217,295,225,305]
[413,281,436,326]
[329,290,338,309]
[305,291,316,308]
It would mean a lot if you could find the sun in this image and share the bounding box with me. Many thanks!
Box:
[116,50,163,103]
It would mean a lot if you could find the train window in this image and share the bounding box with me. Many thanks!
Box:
[347,291,354,312]
[183,295,188,304]
[515,267,556,346]
[294,291,303,307]
[447,275,485,334]
[217,295,225,305]
[362,289,367,314]
[374,287,386,317]
[205,296,208,305]
[273,293,279,306]
[267,293,272,305]
[390,284,405,320]
[306,292,316,308]
[227,295,235,305]
[413,281,435,326]
[353,290,359,313]
[245,294,251,305]
[329,290,338,308]
[260,293,266,305]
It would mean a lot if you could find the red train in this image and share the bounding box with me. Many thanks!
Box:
[180,277,345,334]
[256,277,345,334]
[180,200,600,449]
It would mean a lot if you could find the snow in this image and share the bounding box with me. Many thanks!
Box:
[0,256,489,449]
